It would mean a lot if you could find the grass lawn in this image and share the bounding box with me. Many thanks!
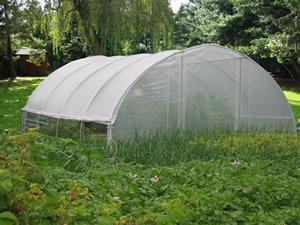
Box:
[283,87,300,125]
[0,77,44,131]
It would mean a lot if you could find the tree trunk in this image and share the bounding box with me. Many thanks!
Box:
[282,61,300,83]
[71,0,105,55]
[4,2,16,82]
[282,64,297,81]
[291,61,300,82]
[7,32,16,82]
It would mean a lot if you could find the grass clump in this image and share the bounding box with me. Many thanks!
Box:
[109,130,300,166]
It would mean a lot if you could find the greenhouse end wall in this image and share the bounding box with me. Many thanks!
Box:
[112,47,296,139]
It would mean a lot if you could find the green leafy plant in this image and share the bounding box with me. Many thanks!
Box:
[0,211,19,225]
[0,130,300,224]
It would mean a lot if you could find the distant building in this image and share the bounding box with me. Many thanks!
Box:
[16,48,48,76]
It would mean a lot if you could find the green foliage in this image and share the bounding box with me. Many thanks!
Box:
[3,0,173,72]
[26,49,46,66]
[0,211,19,225]
[47,2,89,67]
[0,0,38,50]
[0,169,13,211]
[0,0,45,79]
[174,0,300,80]
[0,130,300,224]
[50,0,173,55]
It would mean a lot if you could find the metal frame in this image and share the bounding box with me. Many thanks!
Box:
[22,111,111,144]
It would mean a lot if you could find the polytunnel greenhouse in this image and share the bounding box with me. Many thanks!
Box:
[22,44,297,141]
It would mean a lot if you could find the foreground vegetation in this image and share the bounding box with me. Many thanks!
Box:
[0,78,299,224]
[1,130,300,224]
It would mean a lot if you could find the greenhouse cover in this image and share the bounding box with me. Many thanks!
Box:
[22,44,297,141]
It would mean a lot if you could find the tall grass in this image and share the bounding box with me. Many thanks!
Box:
[108,130,300,166]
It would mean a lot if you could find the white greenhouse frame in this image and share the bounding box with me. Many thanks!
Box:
[22,44,297,141]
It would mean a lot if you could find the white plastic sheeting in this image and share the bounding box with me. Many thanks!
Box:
[23,44,297,139]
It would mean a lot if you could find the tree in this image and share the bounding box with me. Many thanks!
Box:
[260,0,300,81]
[48,0,173,56]
[0,0,42,81]
[174,0,300,81]
[0,0,19,80]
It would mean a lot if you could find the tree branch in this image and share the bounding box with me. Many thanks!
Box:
[65,8,77,18]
